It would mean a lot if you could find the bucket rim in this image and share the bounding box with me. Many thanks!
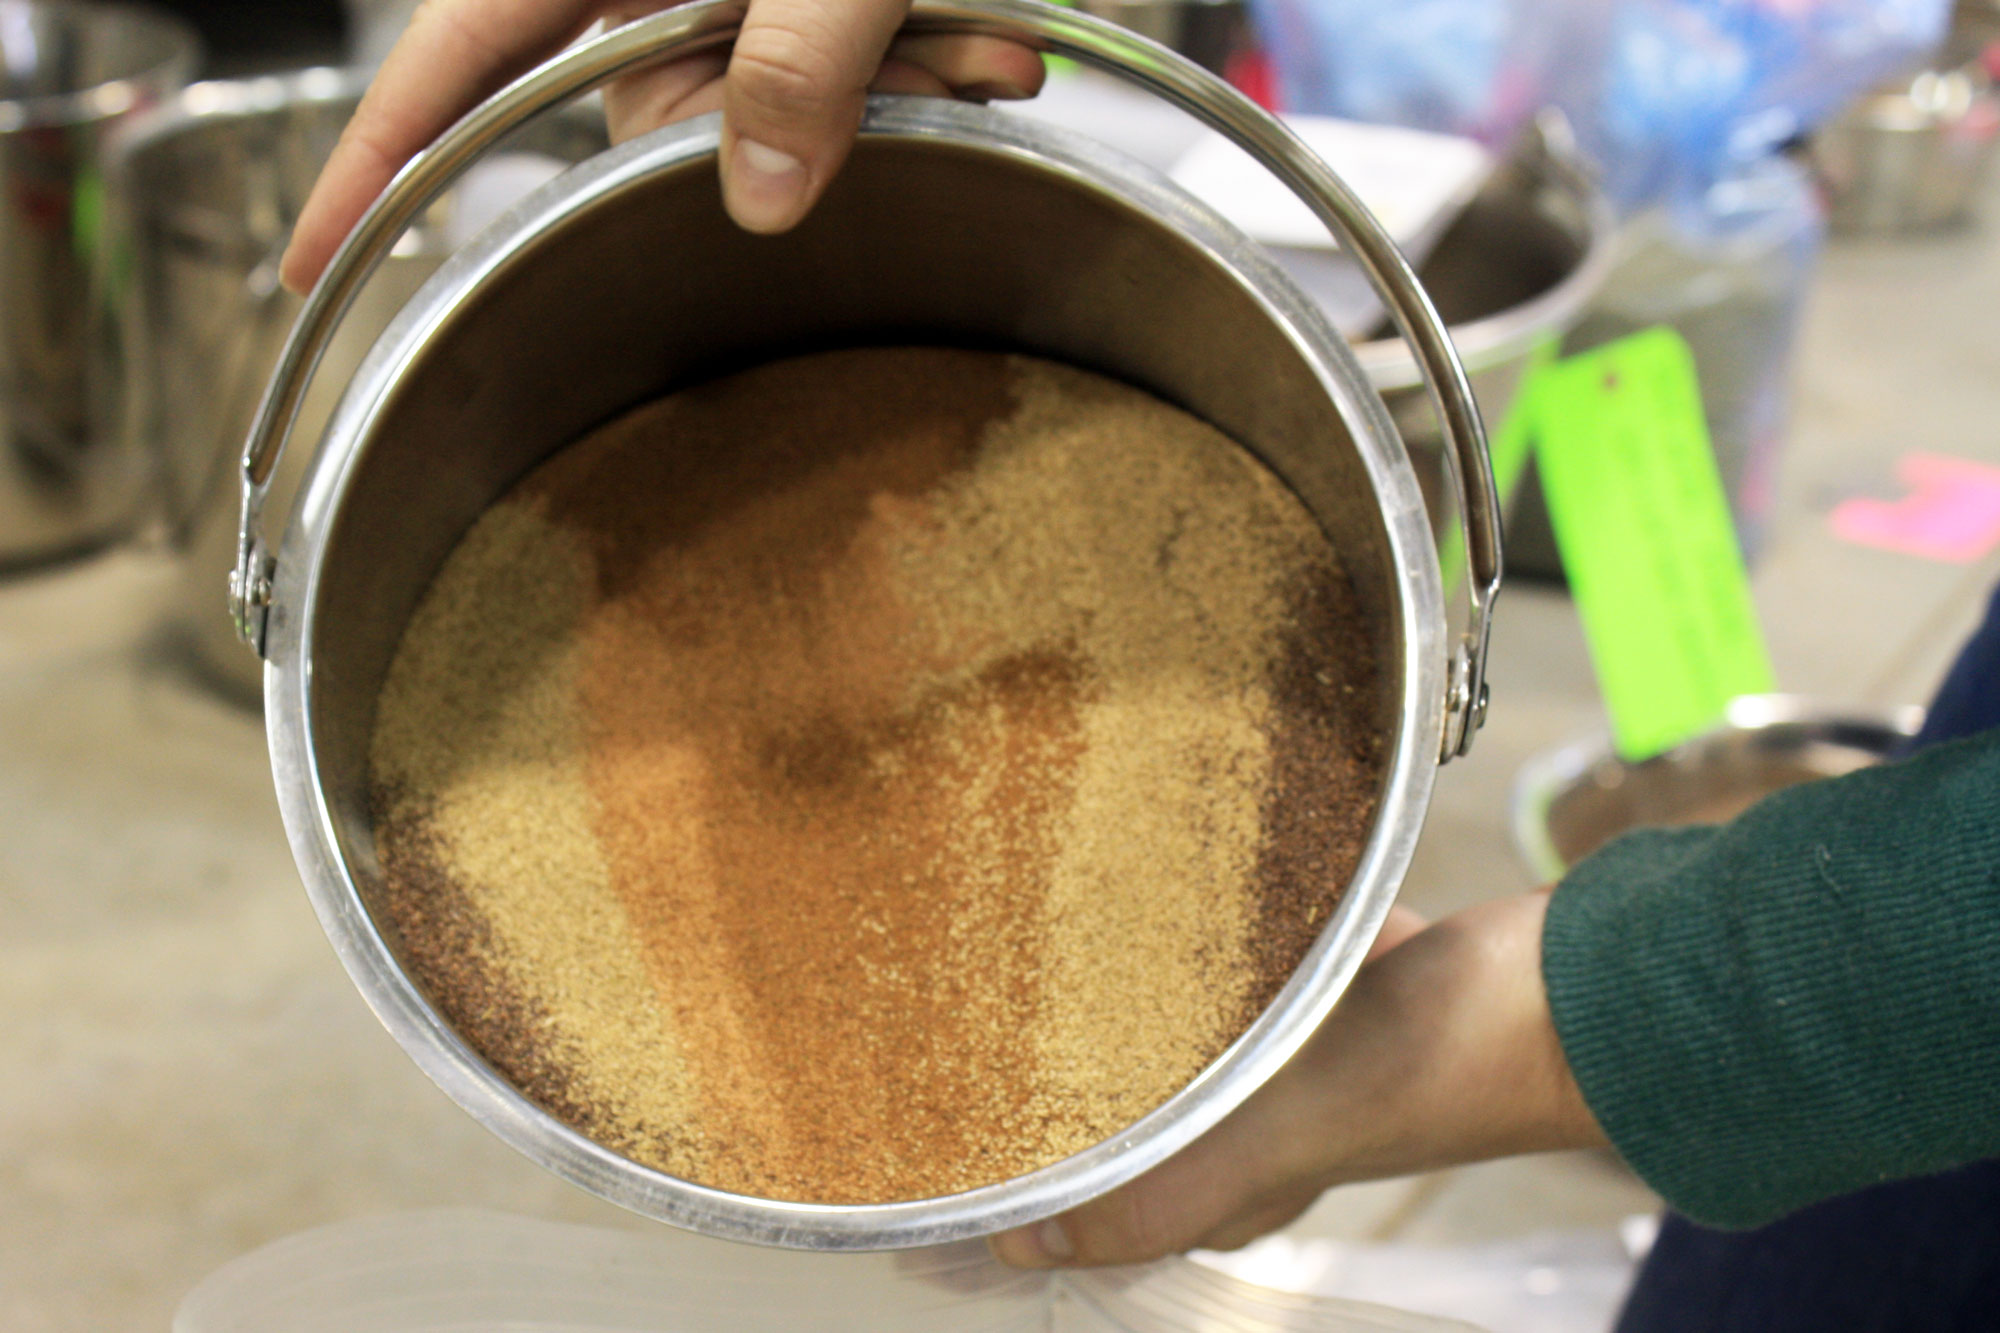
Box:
[264,96,1448,1250]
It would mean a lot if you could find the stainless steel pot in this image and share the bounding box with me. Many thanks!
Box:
[234,0,1500,1249]
[103,67,605,701]
[0,0,196,568]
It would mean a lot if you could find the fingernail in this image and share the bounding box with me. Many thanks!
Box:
[1035,1218,1076,1262]
[728,138,808,233]
[276,245,307,297]
[959,79,1033,102]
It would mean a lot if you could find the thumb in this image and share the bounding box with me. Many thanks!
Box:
[721,0,910,232]
[988,1163,1215,1270]
[990,1133,1307,1269]
[990,1066,1326,1269]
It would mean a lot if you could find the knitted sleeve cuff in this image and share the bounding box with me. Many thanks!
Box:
[1542,731,2000,1230]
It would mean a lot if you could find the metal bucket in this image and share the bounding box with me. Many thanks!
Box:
[232,0,1500,1249]
[102,67,605,702]
[0,0,197,568]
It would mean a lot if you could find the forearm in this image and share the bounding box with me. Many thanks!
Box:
[1273,892,1604,1183]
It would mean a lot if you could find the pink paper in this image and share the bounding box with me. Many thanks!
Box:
[1830,453,2000,564]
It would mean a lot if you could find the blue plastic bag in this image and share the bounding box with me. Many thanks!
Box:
[1594,0,1953,211]
[1251,0,1953,212]
[1247,0,1614,148]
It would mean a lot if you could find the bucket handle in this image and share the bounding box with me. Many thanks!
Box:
[231,0,1499,760]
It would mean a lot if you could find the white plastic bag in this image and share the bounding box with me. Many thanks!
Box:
[173,1209,1487,1333]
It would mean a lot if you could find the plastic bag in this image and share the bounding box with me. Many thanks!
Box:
[1590,0,1954,212]
[1250,0,1953,212]
[1245,0,1917,571]
[1502,153,1825,578]
[1564,155,1825,557]
[1244,0,1615,149]
[1194,1226,1652,1333]
[172,1209,1487,1333]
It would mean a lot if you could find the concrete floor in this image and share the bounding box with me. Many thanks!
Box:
[3,174,1997,1331]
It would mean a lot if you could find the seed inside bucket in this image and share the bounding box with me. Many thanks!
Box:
[368,347,1383,1204]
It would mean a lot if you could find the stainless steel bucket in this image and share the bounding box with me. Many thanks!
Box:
[0,0,196,567]
[233,0,1500,1249]
[103,67,605,701]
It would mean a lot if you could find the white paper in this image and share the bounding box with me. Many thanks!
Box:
[1169,117,1494,337]
[1168,116,1494,254]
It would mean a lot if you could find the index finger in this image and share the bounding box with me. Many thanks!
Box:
[280,0,608,293]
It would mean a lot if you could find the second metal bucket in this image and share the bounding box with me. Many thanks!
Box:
[0,0,196,567]
[105,67,605,700]
[236,0,1500,1249]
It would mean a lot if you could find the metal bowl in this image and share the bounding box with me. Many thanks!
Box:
[1072,0,1253,77]
[1812,68,2000,236]
[1511,695,1923,882]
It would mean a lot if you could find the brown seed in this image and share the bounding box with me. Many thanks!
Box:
[369,347,1382,1203]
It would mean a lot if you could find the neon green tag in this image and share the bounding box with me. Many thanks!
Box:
[1531,327,1774,760]
[1045,0,1078,72]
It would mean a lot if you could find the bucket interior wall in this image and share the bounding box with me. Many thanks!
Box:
[296,132,1409,1014]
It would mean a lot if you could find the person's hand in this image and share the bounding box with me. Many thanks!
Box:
[280,0,1046,294]
[989,892,1608,1267]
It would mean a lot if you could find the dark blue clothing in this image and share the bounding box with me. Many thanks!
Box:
[1616,1165,2000,1332]
[1908,579,2000,752]
[1616,579,2000,1333]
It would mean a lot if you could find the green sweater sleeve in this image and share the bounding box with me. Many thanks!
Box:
[1542,726,2000,1230]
